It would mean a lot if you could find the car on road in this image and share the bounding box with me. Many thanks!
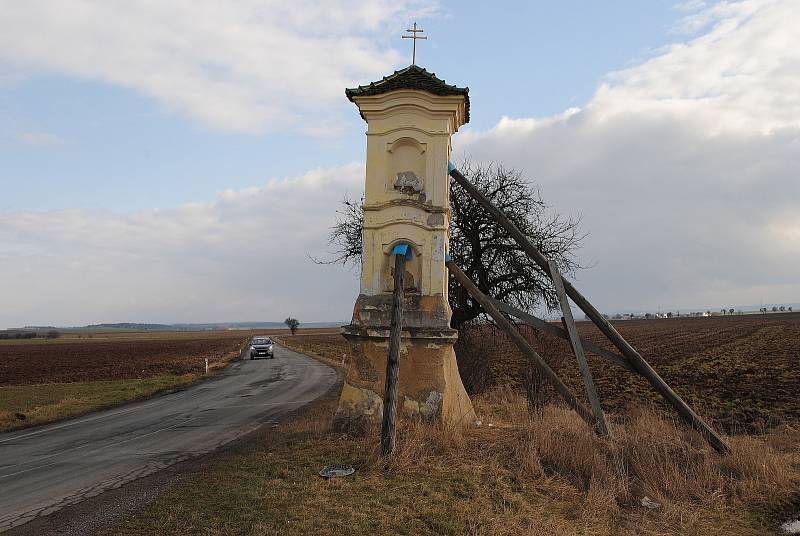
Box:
[249,336,274,359]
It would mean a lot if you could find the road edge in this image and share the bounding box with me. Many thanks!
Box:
[5,348,343,536]
[1,341,252,435]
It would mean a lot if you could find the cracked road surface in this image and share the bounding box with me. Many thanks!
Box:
[0,344,337,533]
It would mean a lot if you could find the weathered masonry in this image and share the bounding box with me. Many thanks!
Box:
[334,66,477,429]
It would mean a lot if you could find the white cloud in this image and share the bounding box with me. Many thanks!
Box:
[0,164,364,327]
[3,0,798,326]
[0,1,434,133]
[457,0,800,313]
[593,0,800,135]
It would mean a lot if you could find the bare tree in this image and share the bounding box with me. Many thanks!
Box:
[321,194,363,267]
[319,160,585,329]
[447,161,586,327]
[284,317,300,335]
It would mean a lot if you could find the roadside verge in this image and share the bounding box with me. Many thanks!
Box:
[0,340,249,433]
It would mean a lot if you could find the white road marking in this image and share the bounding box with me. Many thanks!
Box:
[0,416,200,480]
[0,399,169,445]
[0,396,319,473]
[0,461,60,480]
[219,400,315,408]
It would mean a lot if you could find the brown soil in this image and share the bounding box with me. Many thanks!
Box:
[0,337,240,385]
[0,328,338,385]
[280,314,800,433]
[461,312,800,433]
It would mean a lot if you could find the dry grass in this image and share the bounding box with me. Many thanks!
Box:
[245,326,800,534]
[0,374,204,432]
[274,333,350,371]
[82,323,800,534]
[108,386,800,536]
[474,391,798,533]
[361,390,800,535]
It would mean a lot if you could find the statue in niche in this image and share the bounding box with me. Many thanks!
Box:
[390,266,417,292]
[394,171,424,194]
[382,248,419,293]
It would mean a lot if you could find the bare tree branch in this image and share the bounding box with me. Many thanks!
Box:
[316,160,587,329]
[310,193,364,267]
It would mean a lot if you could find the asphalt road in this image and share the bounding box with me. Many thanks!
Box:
[0,344,337,533]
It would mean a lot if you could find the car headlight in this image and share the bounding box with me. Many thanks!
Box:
[268,345,273,351]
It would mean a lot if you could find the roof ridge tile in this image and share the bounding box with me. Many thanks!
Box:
[346,65,470,123]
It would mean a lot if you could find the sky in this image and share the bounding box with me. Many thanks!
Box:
[1,0,798,328]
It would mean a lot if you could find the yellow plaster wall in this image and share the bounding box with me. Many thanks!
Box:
[334,336,477,429]
[337,85,477,429]
[352,90,466,300]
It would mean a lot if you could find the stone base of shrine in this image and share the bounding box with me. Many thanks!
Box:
[333,325,477,433]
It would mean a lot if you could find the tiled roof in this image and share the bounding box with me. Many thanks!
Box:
[346,65,470,122]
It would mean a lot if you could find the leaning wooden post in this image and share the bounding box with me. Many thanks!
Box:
[381,244,408,458]
[448,163,730,454]
[549,260,609,436]
[487,296,634,372]
[446,258,596,427]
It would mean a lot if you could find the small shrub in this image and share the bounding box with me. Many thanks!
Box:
[522,329,567,411]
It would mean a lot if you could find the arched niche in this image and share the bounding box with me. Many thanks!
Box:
[380,239,422,294]
[386,137,427,195]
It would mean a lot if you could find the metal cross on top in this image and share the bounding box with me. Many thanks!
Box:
[402,22,427,65]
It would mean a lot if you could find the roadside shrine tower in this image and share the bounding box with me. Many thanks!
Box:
[334,65,477,429]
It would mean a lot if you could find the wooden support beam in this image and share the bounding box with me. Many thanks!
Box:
[550,260,610,436]
[446,259,596,428]
[486,296,634,372]
[449,166,730,454]
[380,252,405,457]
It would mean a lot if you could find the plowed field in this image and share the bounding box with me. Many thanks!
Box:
[463,312,800,432]
[0,331,254,385]
[0,328,340,386]
[284,314,800,432]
